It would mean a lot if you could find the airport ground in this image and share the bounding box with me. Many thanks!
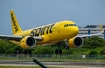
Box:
[0,61,105,68]
[0,54,105,68]
[0,65,105,68]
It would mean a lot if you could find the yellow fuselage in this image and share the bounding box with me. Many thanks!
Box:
[14,20,79,46]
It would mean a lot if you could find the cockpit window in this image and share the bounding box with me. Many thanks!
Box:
[74,24,76,26]
[64,24,76,27]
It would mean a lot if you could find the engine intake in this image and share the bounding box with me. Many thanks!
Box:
[20,36,36,49]
[26,37,35,46]
[68,37,83,48]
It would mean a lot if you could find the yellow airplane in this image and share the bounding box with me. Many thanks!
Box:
[0,10,103,54]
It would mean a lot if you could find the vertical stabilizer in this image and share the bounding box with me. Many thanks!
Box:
[10,10,22,34]
[100,23,103,33]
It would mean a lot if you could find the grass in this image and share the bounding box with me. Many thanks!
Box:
[0,58,105,62]
[0,54,105,62]
[0,66,38,68]
[0,66,61,68]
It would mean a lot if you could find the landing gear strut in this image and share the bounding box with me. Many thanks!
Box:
[55,42,62,55]
[65,39,70,49]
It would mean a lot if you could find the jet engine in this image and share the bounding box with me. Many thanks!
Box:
[68,37,83,48]
[20,36,36,49]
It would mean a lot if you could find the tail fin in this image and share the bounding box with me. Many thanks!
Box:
[100,23,103,33]
[10,10,22,34]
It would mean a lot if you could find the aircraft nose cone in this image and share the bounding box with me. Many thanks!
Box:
[73,27,79,36]
[64,26,79,38]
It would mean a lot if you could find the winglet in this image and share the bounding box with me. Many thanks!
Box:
[10,10,23,34]
[100,23,103,33]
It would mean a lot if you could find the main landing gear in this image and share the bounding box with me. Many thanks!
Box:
[24,50,32,54]
[55,49,62,55]
[55,40,70,55]
[55,42,62,55]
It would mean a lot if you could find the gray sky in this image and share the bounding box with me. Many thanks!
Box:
[0,0,105,34]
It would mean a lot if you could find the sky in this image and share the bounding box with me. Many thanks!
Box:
[0,0,105,35]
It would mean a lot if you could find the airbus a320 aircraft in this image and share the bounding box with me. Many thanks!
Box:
[0,10,103,54]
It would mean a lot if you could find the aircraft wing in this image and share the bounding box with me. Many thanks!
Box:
[78,23,104,38]
[0,35,42,41]
[77,32,103,38]
[0,35,22,41]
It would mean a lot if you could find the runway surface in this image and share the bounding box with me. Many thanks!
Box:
[0,60,105,68]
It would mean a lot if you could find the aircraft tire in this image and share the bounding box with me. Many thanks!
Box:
[55,49,59,54]
[24,50,28,54]
[59,49,62,55]
[55,49,62,54]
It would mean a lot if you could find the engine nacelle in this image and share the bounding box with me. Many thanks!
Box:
[20,36,36,49]
[68,37,83,48]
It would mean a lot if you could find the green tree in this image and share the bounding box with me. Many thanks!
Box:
[63,49,74,54]
[33,46,54,54]
[100,49,105,55]
[0,44,5,54]
[89,50,98,55]
[83,36,105,49]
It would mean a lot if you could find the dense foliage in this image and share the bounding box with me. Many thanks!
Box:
[0,36,105,55]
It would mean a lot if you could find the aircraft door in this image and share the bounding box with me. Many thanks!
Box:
[56,23,61,33]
